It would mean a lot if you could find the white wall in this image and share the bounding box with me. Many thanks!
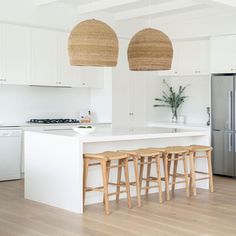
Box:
[0,85,90,123]
[146,75,210,125]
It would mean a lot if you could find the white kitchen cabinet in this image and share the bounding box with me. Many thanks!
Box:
[159,39,209,76]
[129,71,146,128]
[31,29,103,88]
[112,38,146,128]
[0,24,5,82]
[210,35,236,73]
[0,24,30,85]
[112,39,130,128]
[79,67,104,88]
[58,32,81,87]
[30,28,59,86]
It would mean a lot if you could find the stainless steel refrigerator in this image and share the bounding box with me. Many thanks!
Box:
[212,74,236,177]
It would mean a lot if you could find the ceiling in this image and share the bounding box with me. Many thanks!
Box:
[33,0,236,22]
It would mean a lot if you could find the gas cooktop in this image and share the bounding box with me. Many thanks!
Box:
[29,119,80,124]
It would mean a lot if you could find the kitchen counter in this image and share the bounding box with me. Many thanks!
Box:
[148,122,210,131]
[0,122,112,128]
[24,126,210,214]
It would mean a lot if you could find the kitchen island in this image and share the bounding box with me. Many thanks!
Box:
[24,126,210,214]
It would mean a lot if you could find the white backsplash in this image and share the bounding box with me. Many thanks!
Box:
[0,85,91,124]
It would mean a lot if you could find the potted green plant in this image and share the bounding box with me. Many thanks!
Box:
[154,80,189,122]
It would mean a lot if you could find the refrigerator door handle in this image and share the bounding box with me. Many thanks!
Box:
[229,132,232,152]
[229,91,233,130]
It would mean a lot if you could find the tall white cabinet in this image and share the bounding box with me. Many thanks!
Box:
[112,38,146,128]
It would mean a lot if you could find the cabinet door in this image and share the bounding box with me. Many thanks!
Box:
[80,67,104,88]
[210,35,236,73]
[58,32,81,87]
[158,41,180,76]
[0,24,5,82]
[30,29,58,86]
[3,24,30,85]
[112,39,130,128]
[194,39,209,75]
[129,71,146,128]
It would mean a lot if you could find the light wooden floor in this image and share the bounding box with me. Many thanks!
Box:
[0,176,236,236]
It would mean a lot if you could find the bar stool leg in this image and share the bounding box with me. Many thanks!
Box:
[101,160,110,215]
[133,156,141,207]
[189,152,197,196]
[145,156,152,196]
[183,154,190,198]
[156,156,163,203]
[116,159,122,203]
[139,156,145,190]
[164,153,170,201]
[103,161,111,204]
[83,158,89,208]
[172,157,178,196]
[207,150,214,193]
[123,158,132,209]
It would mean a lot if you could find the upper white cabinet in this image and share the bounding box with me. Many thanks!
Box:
[58,32,81,87]
[159,39,209,76]
[0,24,30,85]
[79,67,104,88]
[210,35,236,73]
[30,29,104,88]
[30,28,58,86]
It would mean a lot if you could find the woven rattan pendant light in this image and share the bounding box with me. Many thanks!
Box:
[127,28,173,71]
[68,19,119,67]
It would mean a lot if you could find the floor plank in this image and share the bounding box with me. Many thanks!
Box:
[0,176,236,236]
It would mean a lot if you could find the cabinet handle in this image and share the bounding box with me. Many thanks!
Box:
[56,82,62,85]
[174,71,178,74]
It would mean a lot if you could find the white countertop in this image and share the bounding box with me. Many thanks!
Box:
[0,122,112,129]
[148,122,210,131]
[27,126,209,143]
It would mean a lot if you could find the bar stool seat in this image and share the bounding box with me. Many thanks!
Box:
[188,145,213,152]
[83,151,132,215]
[163,147,190,200]
[84,151,128,160]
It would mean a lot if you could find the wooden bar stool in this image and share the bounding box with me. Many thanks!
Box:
[117,149,141,207]
[187,145,214,196]
[83,151,132,215]
[163,147,190,200]
[120,148,164,204]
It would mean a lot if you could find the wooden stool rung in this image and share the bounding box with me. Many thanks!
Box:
[170,180,187,185]
[86,186,104,192]
[108,190,127,196]
[195,171,209,175]
[195,177,210,181]
[141,185,159,190]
